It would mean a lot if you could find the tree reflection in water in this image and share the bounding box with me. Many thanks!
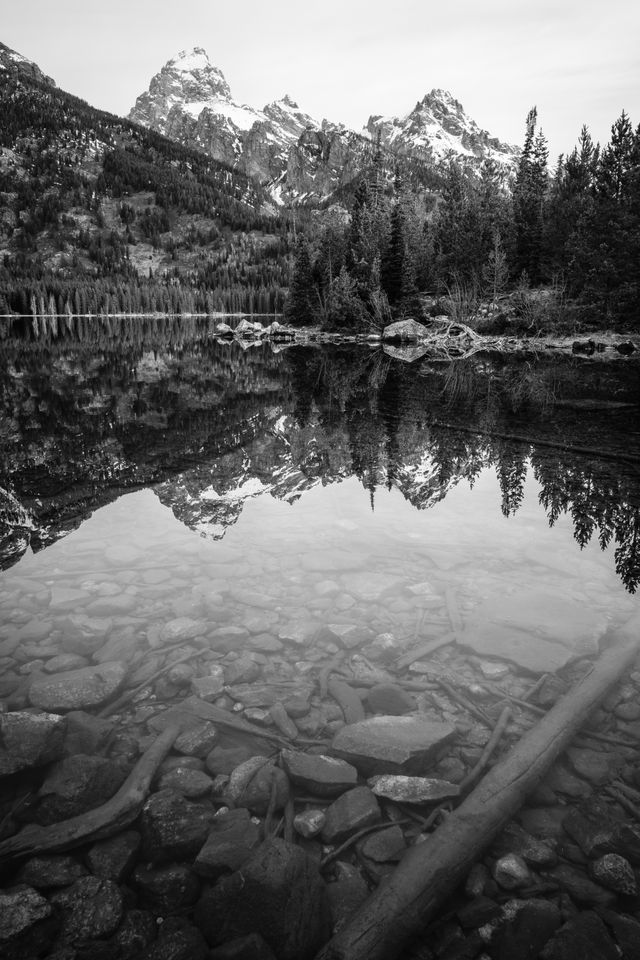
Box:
[0,319,638,591]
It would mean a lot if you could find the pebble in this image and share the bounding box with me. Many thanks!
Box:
[492,854,532,890]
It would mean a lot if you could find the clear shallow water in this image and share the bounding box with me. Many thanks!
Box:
[0,318,639,676]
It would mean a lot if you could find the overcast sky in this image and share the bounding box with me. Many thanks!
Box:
[5,0,639,159]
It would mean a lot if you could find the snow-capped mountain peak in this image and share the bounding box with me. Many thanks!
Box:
[366,88,518,169]
[130,54,519,202]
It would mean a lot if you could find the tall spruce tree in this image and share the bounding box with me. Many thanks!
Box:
[285,238,316,325]
[513,107,549,283]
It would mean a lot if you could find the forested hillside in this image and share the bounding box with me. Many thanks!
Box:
[0,60,293,314]
[286,109,640,331]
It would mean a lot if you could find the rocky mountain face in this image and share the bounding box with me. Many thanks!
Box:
[0,41,55,85]
[366,88,516,169]
[129,48,519,203]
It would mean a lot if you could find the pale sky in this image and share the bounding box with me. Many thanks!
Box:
[3,0,639,159]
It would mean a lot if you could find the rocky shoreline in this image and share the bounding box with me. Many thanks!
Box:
[2,585,640,959]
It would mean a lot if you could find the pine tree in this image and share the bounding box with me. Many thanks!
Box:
[285,238,316,325]
[513,108,549,283]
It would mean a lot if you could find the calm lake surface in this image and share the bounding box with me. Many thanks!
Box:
[1,317,639,676]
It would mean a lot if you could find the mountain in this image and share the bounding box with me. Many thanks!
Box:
[0,40,55,85]
[367,89,517,170]
[129,48,518,202]
[0,43,291,317]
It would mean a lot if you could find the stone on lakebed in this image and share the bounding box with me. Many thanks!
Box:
[331,715,457,777]
[28,661,126,712]
[458,589,606,673]
[281,749,358,798]
[368,774,460,804]
[0,710,67,776]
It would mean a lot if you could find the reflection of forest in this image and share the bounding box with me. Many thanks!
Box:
[286,347,640,592]
[0,320,639,591]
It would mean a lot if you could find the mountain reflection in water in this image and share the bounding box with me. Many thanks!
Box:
[0,317,639,598]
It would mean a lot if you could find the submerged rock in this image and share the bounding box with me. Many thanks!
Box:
[194,808,261,879]
[194,838,331,960]
[367,774,460,804]
[141,789,215,863]
[321,786,381,844]
[0,710,66,776]
[281,750,358,798]
[331,715,457,777]
[458,590,605,673]
[36,754,128,824]
[51,876,123,942]
[28,661,126,711]
[589,853,637,894]
[0,884,58,959]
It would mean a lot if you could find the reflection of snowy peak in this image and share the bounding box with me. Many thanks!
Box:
[392,452,460,510]
[152,418,463,540]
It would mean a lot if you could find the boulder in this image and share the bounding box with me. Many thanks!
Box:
[28,661,126,711]
[141,789,215,863]
[563,798,640,863]
[321,786,381,844]
[539,911,619,960]
[382,318,429,341]
[494,899,562,960]
[139,922,209,960]
[322,623,374,649]
[194,808,261,879]
[366,683,415,715]
[157,766,214,798]
[112,909,157,959]
[50,876,123,942]
[17,854,88,889]
[458,590,605,673]
[0,884,58,959]
[0,710,66,776]
[157,618,208,646]
[367,774,460,804]
[281,750,358,798]
[194,838,331,960]
[133,863,201,912]
[35,754,128,824]
[86,831,141,882]
[174,721,219,758]
[332,715,457,777]
[209,933,277,960]
[62,710,115,755]
[325,862,369,935]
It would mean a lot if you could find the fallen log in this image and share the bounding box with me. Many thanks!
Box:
[314,612,640,960]
[0,723,181,864]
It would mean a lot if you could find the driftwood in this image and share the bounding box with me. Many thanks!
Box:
[396,634,455,670]
[0,723,181,864]
[314,613,640,960]
[458,705,511,795]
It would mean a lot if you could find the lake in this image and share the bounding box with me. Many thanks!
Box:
[1,317,639,680]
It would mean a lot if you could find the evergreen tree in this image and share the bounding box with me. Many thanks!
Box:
[284,239,316,325]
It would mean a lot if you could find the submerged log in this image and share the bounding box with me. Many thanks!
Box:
[314,613,640,960]
[0,724,181,864]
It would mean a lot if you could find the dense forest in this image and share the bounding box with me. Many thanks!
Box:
[0,67,294,315]
[0,58,638,331]
[286,109,640,332]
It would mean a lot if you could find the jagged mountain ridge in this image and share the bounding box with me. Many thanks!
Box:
[0,41,55,85]
[129,48,519,202]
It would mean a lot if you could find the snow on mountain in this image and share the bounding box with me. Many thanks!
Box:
[129,48,519,202]
[366,89,518,170]
[0,41,56,85]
